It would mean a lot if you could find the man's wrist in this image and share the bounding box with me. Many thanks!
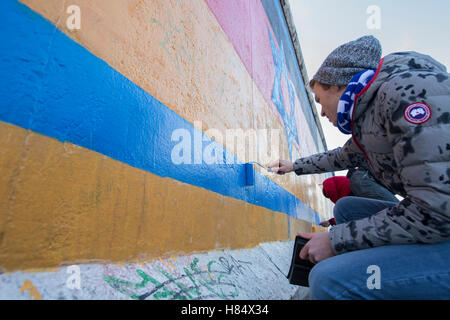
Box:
[288,161,295,172]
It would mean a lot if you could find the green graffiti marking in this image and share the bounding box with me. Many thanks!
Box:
[103,256,251,300]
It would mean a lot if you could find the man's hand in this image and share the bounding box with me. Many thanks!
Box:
[298,232,335,264]
[268,159,294,175]
[319,220,331,227]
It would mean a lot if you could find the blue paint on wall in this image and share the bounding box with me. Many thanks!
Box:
[0,0,322,224]
[261,0,324,153]
[268,28,299,162]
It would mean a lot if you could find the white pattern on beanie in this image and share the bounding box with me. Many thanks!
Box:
[312,35,382,86]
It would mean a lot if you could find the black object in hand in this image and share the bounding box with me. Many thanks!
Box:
[286,235,316,287]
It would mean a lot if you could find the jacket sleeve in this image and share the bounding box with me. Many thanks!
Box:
[329,76,450,255]
[293,138,367,175]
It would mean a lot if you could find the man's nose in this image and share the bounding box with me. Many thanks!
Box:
[321,108,326,117]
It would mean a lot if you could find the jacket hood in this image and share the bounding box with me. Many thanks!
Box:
[353,51,448,119]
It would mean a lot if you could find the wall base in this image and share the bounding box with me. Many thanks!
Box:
[0,240,310,300]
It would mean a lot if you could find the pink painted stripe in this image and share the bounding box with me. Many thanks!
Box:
[205,0,277,111]
[205,0,316,156]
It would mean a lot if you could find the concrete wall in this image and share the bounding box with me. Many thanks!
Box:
[0,0,332,299]
[1,241,312,300]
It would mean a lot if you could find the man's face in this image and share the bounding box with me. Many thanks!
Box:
[312,84,345,127]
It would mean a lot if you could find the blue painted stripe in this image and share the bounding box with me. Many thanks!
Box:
[0,0,322,224]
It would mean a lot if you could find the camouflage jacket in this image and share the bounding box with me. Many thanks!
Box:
[294,51,450,255]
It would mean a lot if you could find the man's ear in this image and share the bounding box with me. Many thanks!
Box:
[330,85,342,93]
[332,85,347,97]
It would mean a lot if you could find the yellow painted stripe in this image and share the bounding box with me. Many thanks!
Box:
[19,0,331,216]
[0,122,312,272]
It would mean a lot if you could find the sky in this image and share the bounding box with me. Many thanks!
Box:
[288,0,450,161]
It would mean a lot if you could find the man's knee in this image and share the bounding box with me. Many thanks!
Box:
[308,258,341,300]
[309,254,368,300]
[333,197,353,224]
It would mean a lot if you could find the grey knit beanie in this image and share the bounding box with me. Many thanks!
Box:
[312,35,382,86]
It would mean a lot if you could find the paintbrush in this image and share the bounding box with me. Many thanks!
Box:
[244,162,273,186]
[246,161,273,172]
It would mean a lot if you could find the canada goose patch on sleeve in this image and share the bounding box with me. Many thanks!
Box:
[404,102,432,124]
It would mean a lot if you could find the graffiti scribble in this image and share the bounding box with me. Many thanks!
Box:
[103,255,252,300]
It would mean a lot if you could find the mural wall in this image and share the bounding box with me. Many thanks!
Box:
[0,0,332,297]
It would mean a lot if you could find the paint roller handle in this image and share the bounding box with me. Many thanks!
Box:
[268,159,294,175]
